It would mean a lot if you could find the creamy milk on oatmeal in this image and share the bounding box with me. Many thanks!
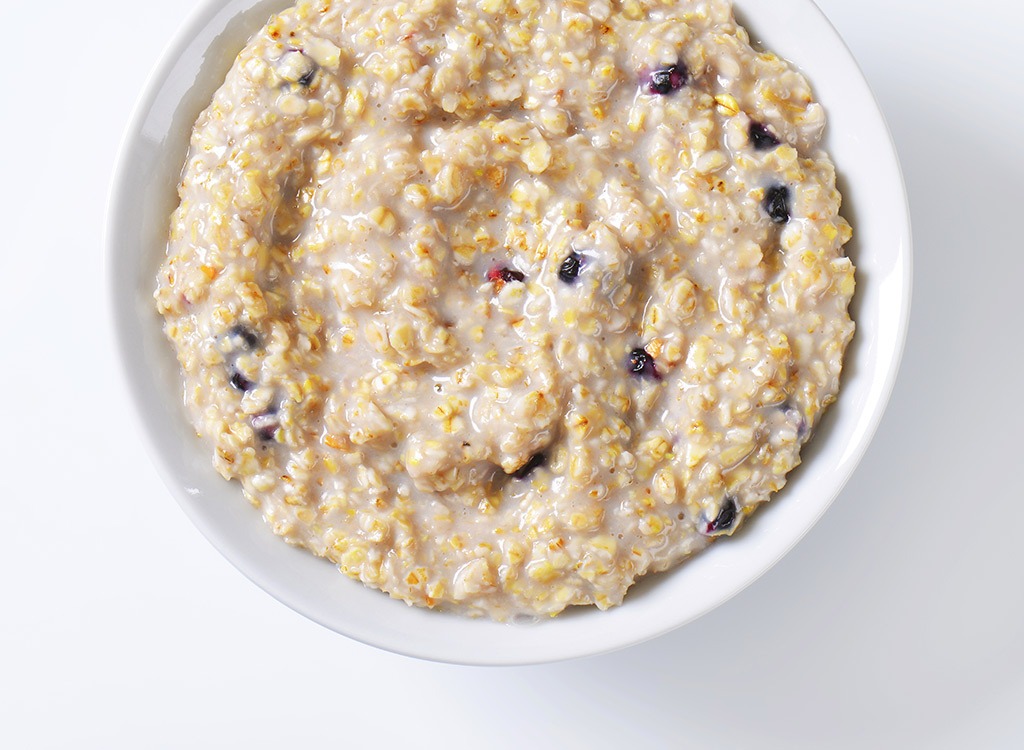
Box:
[156,0,855,619]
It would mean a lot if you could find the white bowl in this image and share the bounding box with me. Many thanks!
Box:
[107,0,911,665]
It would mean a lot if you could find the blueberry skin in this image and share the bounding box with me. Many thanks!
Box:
[629,348,651,374]
[763,185,791,224]
[749,121,780,150]
[704,496,738,535]
[487,266,525,284]
[558,251,582,284]
[228,368,255,392]
[251,411,279,442]
[227,324,260,351]
[645,62,689,95]
[628,347,660,379]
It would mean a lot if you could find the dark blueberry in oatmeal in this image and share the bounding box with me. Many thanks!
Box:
[558,251,582,284]
[227,324,260,351]
[278,49,318,87]
[487,265,525,284]
[252,411,279,442]
[510,452,547,479]
[763,184,791,224]
[704,496,738,536]
[228,368,255,392]
[749,120,780,150]
[644,62,688,95]
[628,347,660,379]
[297,65,318,87]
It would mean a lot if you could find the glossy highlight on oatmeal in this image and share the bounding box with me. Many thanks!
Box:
[155,0,856,620]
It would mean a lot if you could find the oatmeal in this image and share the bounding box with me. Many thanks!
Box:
[155,0,855,620]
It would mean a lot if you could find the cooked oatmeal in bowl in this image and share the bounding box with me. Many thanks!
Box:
[154,0,856,621]
[110,0,912,663]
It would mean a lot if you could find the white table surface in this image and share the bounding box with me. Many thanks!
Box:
[3,0,1022,747]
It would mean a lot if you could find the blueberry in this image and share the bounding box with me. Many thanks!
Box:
[629,348,650,373]
[558,251,582,284]
[227,324,260,351]
[228,368,255,392]
[704,496,738,535]
[645,62,688,95]
[749,121,780,150]
[510,452,546,479]
[487,265,525,284]
[251,411,279,442]
[297,65,317,87]
[279,49,318,87]
[763,185,791,224]
[628,347,660,379]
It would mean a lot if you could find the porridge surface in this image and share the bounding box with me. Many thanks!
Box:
[156,0,855,619]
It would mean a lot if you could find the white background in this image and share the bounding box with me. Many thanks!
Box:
[3,0,1022,747]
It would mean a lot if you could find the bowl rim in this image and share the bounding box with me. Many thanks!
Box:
[106,0,912,665]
